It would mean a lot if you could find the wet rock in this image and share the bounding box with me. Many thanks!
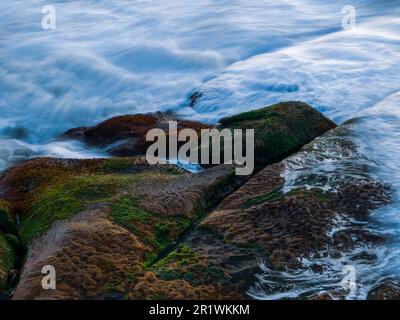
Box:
[219,101,336,166]
[2,103,386,300]
[350,251,378,264]
[311,292,335,300]
[140,121,391,299]
[332,181,391,218]
[62,112,211,157]
[62,102,336,169]
[0,199,16,293]
[367,280,400,300]
[0,157,243,299]
[332,228,385,254]
[310,264,326,274]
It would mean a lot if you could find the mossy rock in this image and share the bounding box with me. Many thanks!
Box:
[138,121,391,299]
[3,234,24,258]
[152,244,226,287]
[0,234,14,291]
[219,101,336,166]
[18,166,175,244]
[5,156,243,299]
[110,195,191,264]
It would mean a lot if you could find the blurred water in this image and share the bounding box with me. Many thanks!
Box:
[1,0,400,299]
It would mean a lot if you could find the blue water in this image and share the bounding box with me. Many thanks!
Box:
[1,0,400,299]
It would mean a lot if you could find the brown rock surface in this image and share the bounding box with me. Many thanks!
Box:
[2,157,243,299]
[62,102,337,169]
[62,113,211,157]
[5,103,388,300]
[141,122,391,299]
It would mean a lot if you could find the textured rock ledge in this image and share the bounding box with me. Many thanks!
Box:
[138,121,391,299]
[0,101,339,299]
[5,157,246,299]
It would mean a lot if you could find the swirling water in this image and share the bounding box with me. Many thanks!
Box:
[1,0,400,298]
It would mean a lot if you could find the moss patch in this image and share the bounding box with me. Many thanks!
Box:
[110,196,191,266]
[111,196,151,234]
[152,244,226,286]
[243,188,285,208]
[20,174,137,243]
[100,158,135,173]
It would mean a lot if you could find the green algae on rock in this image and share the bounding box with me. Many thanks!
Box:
[218,101,336,166]
[136,121,391,299]
[1,102,355,300]
[62,103,336,172]
[3,157,244,299]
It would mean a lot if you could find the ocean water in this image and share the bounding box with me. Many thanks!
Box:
[1,0,400,298]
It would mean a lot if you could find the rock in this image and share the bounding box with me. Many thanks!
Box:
[0,233,14,292]
[2,102,373,300]
[219,101,336,166]
[350,251,378,264]
[0,199,16,293]
[312,292,335,300]
[62,102,336,169]
[367,280,400,300]
[138,120,390,299]
[62,113,211,157]
[1,157,245,299]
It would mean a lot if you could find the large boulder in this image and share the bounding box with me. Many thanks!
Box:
[218,101,336,166]
[135,121,390,299]
[2,157,245,299]
[1,101,338,299]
